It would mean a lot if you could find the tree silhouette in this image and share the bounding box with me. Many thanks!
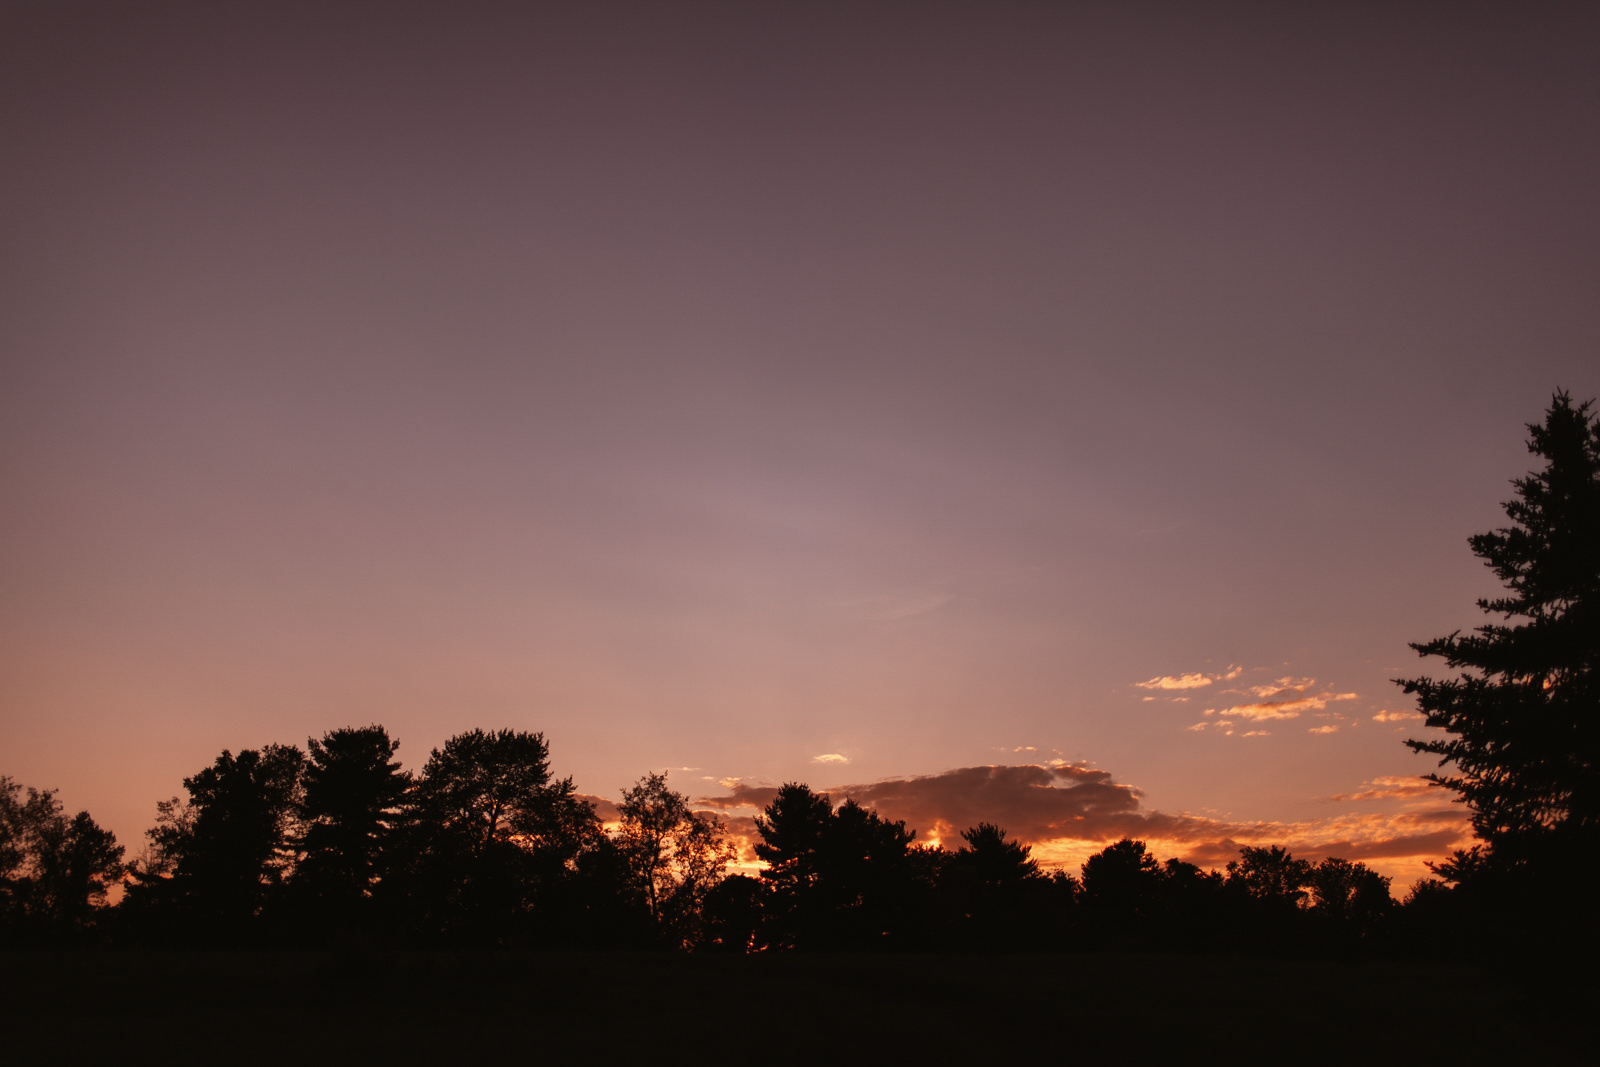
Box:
[1082,839,1163,914]
[818,798,919,947]
[616,772,732,947]
[414,729,562,850]
[401,728,597,943]
[950,823,1040,886]
[1307,857,1392,939]
[753,785,922,949]
[0,778,124,939]
[1225,845,1312,908]
[699,874,766,952]
[123,745,304,938]
[294,725,412,930]
[941,823,1055,950]
[752,783,834,948]
[1400,392,1600,885]
[0,778,33,928]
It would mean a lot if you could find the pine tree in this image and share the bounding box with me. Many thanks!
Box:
[1400,391,1600,878]
[295,725,412,922]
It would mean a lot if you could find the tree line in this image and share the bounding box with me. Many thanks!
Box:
[4,393,1594,959]
[2,727,1423,954]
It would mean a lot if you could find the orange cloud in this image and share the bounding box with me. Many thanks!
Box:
[706,814,763,869]
[1372,709,1423,723]
[1211,687,1359,722]
[1135,672,1215,690]
[1243,676,1317,699]
[1331,775,1438,802]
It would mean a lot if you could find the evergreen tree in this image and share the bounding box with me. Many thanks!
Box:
[941,823,1051,950]
[817,798,918,947]
[752,784,921,949]
[1400,392,1600,876]
[753,783,837,949]
[1081,838,1163,915]
[948,822,1040,887]
[295,725,412,926]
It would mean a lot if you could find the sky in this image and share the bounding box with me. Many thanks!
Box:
[3,1,1597,886]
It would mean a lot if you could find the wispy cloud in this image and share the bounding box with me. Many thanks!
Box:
[1242,676,1317,699]
[1308,725,1339,735]
[1372,709,1423,723]
[1135,665,1245,692]
[1135,672,1215,690]
[1203,678,1359,722]
[812,753,850,764]
[1332,775,1438,802]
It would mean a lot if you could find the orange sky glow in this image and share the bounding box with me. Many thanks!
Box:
[2,3,1597,894]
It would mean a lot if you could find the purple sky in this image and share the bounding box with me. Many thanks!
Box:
[4,2,1597,881]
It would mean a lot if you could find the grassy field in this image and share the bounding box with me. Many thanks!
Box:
[2,948,1592,1064]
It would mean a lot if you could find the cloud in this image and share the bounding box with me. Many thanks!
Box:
[1331,776,1438,802]
[1243,676,1317,699]
[703,814,763,867]
[689,762,1473,885]
[693,781,781,811]
[1308,725,1339,735]
[575,793,620,822]
[813,753,850,764]
[1136,665,1247,692]
[1176,821,1466,869]
[1135,672,1215,690]
[1212,687,1359,722]
[1372,709,1423,723]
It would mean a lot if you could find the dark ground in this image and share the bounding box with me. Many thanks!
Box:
[2,949,1593,1065]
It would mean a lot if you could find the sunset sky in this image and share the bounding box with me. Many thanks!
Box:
[4,2,1597,886]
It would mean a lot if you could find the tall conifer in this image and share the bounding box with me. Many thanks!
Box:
[1400,392,1600,876]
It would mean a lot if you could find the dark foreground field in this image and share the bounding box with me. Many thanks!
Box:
[3,949,1593,1065]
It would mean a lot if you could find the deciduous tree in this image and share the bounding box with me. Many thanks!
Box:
[403,728,597,942]
[0,778,124,938]
[616,771,732,946]
[127,744,305,936]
